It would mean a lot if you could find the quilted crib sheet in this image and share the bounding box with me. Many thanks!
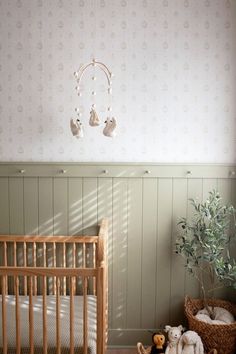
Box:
[0,295,97,354]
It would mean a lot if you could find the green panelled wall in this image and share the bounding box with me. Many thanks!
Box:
[0,163,235,346]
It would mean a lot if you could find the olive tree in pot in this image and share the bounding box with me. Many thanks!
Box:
[176,190,236,354]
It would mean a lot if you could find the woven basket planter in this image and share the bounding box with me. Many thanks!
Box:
[184,296,236,354]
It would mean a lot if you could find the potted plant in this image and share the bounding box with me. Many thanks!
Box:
[175,190,236,354]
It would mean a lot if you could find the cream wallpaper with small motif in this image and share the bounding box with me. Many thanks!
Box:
[0,0,235,162]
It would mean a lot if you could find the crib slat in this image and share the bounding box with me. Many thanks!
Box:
[83,276,88,354]
[15,276,21,354]
[43,242,47,293]
[3,242,8,294]
[97,265,106,354]
[33,242,37,295]
[56,277,61,354]
[29,276,34,354]
[63,243,66,295]
[23,242,27,295]
[43,276,48,354]
[43,242,46,267]
[93,243,96,295]
[73,242,76,268]
[2,275,7,354]
[53,242,56,295]
[83,243,86,268]
[14,242,17,266]
[70,277,75,354]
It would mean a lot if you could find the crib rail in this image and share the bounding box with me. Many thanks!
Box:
[0,218,108,354]
[0,236,99,296]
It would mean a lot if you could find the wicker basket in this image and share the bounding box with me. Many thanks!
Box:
[184,296,236,354]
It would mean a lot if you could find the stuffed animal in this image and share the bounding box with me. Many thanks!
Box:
[150,333,166,354]
[177,330,204,354]
[89,108,100,126]
[164,325,184,354]
[196,306,235,324]
[103,117,117,137]
[70,118,84,138]
[137,332,166,354]
[195,313,226,325]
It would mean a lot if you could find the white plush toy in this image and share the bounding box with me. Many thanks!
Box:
[89,108,100,126]
[177,330,204,354]
[70,118,84,138]
[164,325,184,354]
[103,117,117,137]
[195,313,226,325]
[196,306,235,324]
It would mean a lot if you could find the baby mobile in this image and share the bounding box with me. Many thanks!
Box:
[70,59,117,138]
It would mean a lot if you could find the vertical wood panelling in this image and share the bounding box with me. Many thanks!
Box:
[170,179,187,325]
[97,178,113,327]
[112,178,128,329]
[82,178,98,235]
[9,178,24,234]
[39,178,53,235]
[202,178,219,297]
[215,178,232,299]
[0,164,235,346]
[156,179,173,327]
[217,178,232,204]
[141,179,158,329]
[185,179,203,298]
[82,178,98,294]
[227,179,236,302]
[53,178,68,235]
[202,179,217,200]
[127,179,142,328]
[68,178,83,235]
[0,178,9,234]
[24,178,39,234]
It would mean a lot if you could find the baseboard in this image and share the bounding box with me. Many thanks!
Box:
[108,329,156,346]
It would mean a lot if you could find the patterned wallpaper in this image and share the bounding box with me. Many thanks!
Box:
[0,0,235,162]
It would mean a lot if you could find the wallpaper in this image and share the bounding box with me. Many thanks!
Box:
[0,0,235,162]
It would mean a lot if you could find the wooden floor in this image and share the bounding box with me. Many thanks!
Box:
[107,349,137,354]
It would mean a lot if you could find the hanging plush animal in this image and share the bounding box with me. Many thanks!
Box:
[103,117,117,137]
[89,108,100,126]
[177,330,204,354]
[164,325,184,354]
[70,118,84,138]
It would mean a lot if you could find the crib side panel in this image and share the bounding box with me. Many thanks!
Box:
[0,235,99,295]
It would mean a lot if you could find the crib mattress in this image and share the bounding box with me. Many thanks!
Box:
[0,295,97,354]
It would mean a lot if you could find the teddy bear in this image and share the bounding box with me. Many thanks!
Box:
[164,325,184,354]
[177,330,204,354]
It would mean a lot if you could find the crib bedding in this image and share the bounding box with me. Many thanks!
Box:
[0,295,97,354]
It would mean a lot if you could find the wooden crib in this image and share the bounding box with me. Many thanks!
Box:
[0,219,108,354]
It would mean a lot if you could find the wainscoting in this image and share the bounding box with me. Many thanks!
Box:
[0,163,235,346]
